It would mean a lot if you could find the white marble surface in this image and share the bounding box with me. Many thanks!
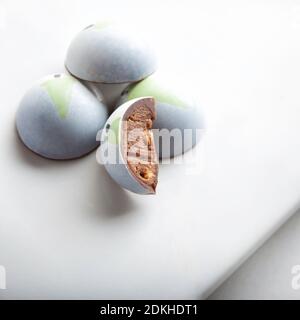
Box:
[1,0,300,299]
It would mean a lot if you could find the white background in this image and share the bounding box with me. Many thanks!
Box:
[1,0,300,299]
[210,210,300,299]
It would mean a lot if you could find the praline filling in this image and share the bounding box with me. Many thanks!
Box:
[123,104,158,192]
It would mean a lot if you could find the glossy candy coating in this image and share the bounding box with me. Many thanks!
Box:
[16,74,108,160]
[65,22,157,84]
[117,74,205,158]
